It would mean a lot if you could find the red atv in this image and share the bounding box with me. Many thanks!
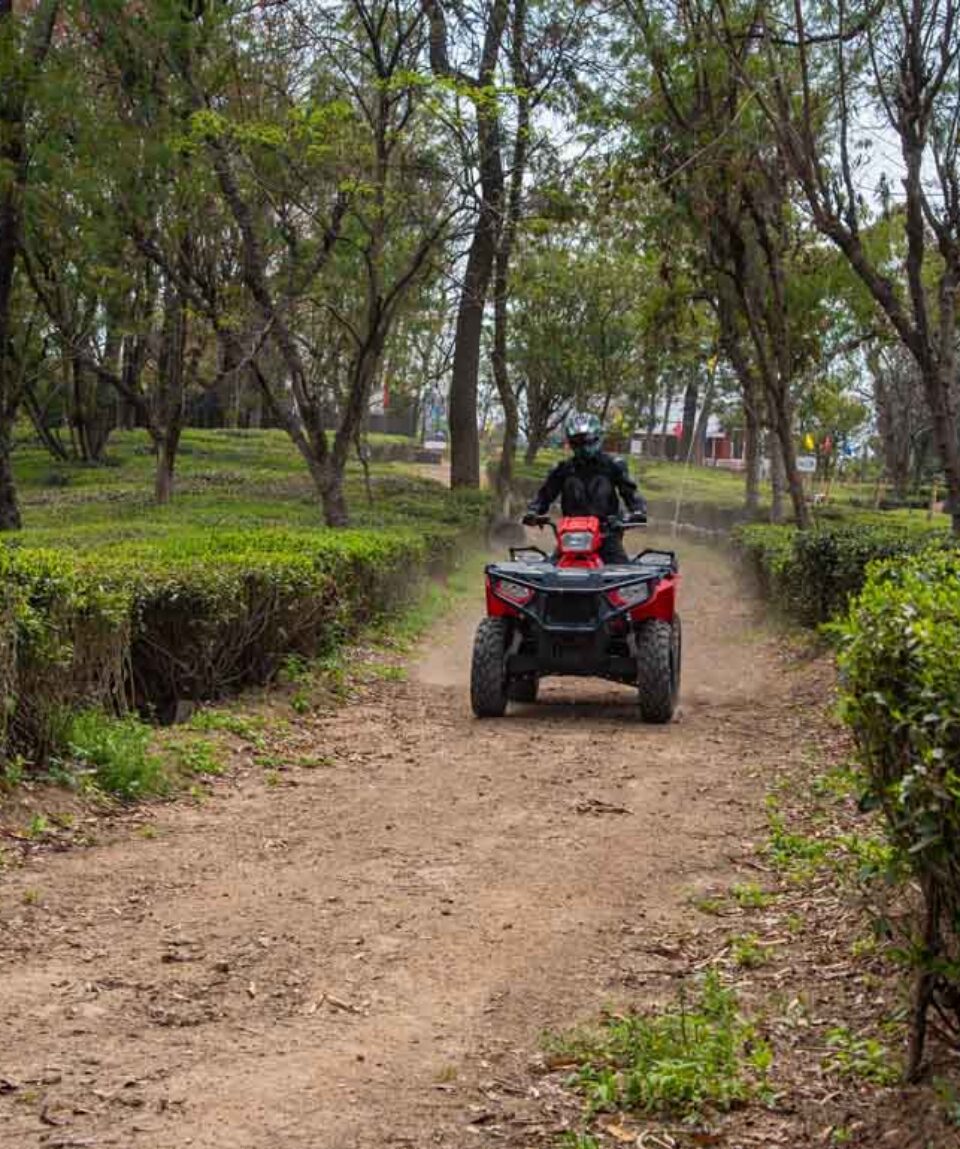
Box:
[471,514,681,722]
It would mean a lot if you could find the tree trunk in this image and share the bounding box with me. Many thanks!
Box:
[154,433,177,505]
[0,37,21,531]
[493,250,519,507]
[22,380,68,461]
[644,373,657,456]
[449,200,499,489]
[321,463,348,528]
[154,281,186,504]
[0,418,20,530]
[873,367,909,499]
[778,414,810,528]
[906,880,942,1082]
[0,0,57,529]
[743,402,761,514]
[692,375,715,465]
[926,352,960,536]
[425,0,509,489]
[680,378,698,460]
[491,0,529,513]
[770,435,785,524]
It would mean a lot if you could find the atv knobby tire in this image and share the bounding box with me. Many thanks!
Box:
[471,618,510,717]
[508,675,539,704]
[635,616,681,724]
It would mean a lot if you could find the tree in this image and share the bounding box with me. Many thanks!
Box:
[510,231,650,460]
[422,0,510,488]
[621,0,820,526]
[869,344,930,499]
[711,0,960,535]
[104,0,456,523]
[0,0,59,529]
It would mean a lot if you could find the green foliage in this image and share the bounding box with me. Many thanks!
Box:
[735,522,953,625]
[766,809,831,879]
[834,547,960,1051]
[0,546,130,759]
[728,933,770,969]
[186,708,264,742]
[547,973,769,1120]
[0,576,17,762]
[730,883,774,910]
[168,736,224,778]
[65,710,166,798]
[822,1027,900,1086]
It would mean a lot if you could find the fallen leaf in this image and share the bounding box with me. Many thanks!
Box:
[603,1120,638,1143]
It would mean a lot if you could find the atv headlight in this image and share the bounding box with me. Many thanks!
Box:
[493,578,535,606]
[607,582,651,608]
[560,531,595,553]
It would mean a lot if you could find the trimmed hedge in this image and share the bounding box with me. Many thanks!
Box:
[114,530,434,718]
[834,548,960,1073]
[0,573,17,760]
[1,547,130,759]
[734,523,953,626]
[0,500,485,761]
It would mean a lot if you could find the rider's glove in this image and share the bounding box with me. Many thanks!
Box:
[522,511,540,526]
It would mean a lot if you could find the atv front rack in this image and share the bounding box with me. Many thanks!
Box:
[508,545,678,572]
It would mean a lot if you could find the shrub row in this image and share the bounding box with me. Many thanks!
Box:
[0,499,485,765]
[734,522,953,626]
[834,548,960,1074]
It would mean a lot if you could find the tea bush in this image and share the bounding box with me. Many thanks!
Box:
[1,441,491,768]
[0,524,465,759]
[1,547,130,759]
[735,522,952,625]
[0,569,17,761]
[834,547,960,1075]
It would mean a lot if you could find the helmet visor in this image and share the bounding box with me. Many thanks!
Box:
[568,432,600,458]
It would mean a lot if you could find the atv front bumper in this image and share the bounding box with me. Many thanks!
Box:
[507,626,638,680]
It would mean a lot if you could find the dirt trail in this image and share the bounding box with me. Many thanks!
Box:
[0,537,809,1148]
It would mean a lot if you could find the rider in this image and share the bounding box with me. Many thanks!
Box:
[523,412,647,564]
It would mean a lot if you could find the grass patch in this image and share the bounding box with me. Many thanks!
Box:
[730,882,775,910]
[186,708,265,742]
[65,710,166,798]
[728,933,773,969]
[822,1026,900,1086]
[692,894,728,916]
[765,808,832,880]
[546,972,771,1121]
[166,736,224,778]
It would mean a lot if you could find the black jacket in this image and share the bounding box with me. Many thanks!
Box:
[528,453,645,519]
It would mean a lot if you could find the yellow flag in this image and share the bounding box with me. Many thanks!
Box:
[803,433,815,451]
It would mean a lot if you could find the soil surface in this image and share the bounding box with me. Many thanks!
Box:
[0,537,818,1148]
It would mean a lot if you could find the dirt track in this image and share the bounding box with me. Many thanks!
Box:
[0,537,810,1148]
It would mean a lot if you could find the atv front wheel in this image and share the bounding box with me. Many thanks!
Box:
[471,618,510,717]
[635,616,680,724]
[508,675,539,704]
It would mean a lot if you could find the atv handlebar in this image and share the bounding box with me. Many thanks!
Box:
[522,512,647,533]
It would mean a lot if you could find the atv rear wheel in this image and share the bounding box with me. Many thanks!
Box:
[635,616,681,724]
[508,675,539,704]
[471,618,511,718]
